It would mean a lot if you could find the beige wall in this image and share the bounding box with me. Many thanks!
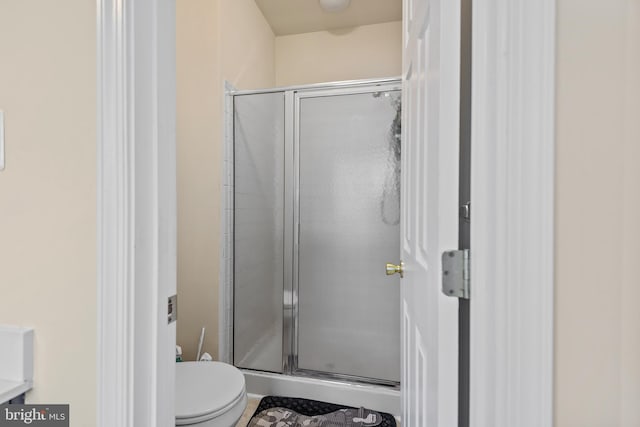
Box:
[176,0,275,361]
[0,2,96,426]
[177,0,221,363]
[555,0,640,426]
[219,0,276,89]
[275,21,402,86]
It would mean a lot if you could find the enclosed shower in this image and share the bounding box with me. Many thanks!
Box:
[221,79,401,407]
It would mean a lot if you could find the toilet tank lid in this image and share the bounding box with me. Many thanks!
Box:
[175,361,245,420]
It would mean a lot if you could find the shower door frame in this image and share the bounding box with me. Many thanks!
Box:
[226,78,402,388]
[287,82,402,387]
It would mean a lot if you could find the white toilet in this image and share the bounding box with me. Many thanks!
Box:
[176,362,248,427]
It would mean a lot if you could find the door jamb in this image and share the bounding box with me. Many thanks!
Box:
[469,1,555,426]
[96,0,177,426]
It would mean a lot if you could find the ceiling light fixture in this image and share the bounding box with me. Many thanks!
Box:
[318,0,351,13]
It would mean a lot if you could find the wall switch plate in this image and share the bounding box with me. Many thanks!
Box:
[0,110,4,171]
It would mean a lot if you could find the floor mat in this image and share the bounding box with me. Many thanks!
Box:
[246,396,396,427]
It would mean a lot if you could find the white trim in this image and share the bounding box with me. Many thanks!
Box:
[97,0,176,426]
[96,1,135,424]
[469,0,555,426]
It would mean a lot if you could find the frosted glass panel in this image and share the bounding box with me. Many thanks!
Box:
[233,92,284,373]
[297,90,401,382]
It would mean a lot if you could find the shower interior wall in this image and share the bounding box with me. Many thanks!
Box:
[177,2,403,360]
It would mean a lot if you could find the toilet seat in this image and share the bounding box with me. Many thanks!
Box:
[176,362,246,426]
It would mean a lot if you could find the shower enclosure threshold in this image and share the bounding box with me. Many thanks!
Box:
[241,369,400,416]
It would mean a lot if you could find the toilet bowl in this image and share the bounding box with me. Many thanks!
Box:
[176,361,247,427]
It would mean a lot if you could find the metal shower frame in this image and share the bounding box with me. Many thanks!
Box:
[225,77,402,388]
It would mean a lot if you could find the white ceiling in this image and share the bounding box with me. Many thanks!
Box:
[255,0,402,36]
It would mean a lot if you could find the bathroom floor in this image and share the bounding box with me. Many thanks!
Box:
[235,395,400,427]
[235,396,261,427]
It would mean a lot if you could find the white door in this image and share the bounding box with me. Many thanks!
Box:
[401,0,461,425]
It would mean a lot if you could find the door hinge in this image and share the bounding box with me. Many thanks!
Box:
[442,249,470,299]
[168,294,178,324]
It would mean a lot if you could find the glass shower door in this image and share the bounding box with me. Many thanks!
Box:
[295,88,401,383]
[233,92,285,373]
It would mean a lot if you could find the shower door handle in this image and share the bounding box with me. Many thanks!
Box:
[386,262,404,278]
